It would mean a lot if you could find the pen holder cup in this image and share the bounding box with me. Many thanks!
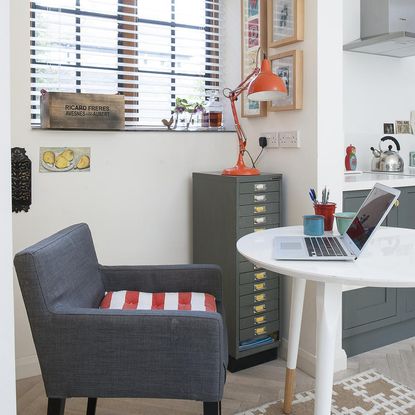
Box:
[303,215,325,236]
[313,203,336,231]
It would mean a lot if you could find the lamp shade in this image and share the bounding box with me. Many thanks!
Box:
[247,58,287,101]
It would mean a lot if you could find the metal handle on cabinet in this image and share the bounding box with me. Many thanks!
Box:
[254,304,266,314]
[254,216,266,225]
[254,195,267,202]
[254,227,266,233]
[254,271,266,281]
[254,282,266,291]
[254,205,266,214]
[254,293,266,302]
[394,200,400,207]
[255,326,267,336]
[254,316,266,325]
[254,183,267,192]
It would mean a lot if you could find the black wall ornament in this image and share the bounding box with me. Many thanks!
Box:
[11,147,32,213]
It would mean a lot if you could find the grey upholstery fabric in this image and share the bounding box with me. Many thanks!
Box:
[14,223,227,402]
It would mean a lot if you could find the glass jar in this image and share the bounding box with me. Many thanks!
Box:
[205,90,223,130]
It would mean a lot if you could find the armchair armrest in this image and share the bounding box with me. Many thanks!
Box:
[99,264,223,302]
[40,307,226,401]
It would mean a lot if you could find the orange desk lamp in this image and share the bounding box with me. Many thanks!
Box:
[222,48,287,176]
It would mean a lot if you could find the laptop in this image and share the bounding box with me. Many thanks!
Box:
[273,183,401,261]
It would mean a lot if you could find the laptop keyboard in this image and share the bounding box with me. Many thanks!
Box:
[305,237,348,257]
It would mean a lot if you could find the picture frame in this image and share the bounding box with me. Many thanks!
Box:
[241,0,267,118]
[267,0,304,48]
[268,50,303,111]
[396,120,411,134]
[383,123,395,134]
[410,151,415,167]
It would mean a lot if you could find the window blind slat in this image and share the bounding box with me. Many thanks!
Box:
[30,0,222,128]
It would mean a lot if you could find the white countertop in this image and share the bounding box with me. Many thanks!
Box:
[344,170,415,191]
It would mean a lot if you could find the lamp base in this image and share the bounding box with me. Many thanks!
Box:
[222,165,260,176]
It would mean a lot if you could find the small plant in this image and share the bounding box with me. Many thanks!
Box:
[162,98,205,130]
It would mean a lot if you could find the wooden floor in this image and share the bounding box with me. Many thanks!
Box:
[17,337,415,415]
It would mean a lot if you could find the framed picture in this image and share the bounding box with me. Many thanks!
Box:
[383,123,395,134]
[241,0,267,118]
[269,50,303,111]
[410,151,415,167]
[396,120,412,134]
[267,0,304,48]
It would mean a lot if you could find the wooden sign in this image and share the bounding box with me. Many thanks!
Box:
[40,91,125,130]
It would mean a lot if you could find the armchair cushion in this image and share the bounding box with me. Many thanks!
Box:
[100,291,217,312]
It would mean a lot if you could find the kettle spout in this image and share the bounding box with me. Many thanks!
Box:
[370,147,381,158]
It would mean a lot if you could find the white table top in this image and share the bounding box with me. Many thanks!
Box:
[344,171,415,191]
[237,226,415,287]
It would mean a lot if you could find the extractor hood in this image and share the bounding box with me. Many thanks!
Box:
[344,0,415,58]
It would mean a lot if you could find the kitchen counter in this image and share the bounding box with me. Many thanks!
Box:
[344,170,415,191]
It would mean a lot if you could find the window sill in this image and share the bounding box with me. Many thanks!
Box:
[31,126,236,133]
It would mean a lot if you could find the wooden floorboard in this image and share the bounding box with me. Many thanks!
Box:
[17,336,415,414]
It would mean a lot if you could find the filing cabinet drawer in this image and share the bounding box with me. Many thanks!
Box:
[240,299,278,318]
[240,278,278,296]
[240,311,279,330]
[239,181,280,194]
[240,269,277,285]
[240,321,279,342]
[239,192,280,205]
[238,224,279,238]
[239,203,279,217]
[239,261,263,273]
[240,289,277,307]
[239,213,279,229]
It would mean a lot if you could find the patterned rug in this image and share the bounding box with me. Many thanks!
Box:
[237,370,415,414]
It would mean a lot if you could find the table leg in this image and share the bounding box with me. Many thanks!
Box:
[314,282,342,415]
[283,278,306,414]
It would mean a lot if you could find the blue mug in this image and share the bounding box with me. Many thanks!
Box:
[303,215,325,236]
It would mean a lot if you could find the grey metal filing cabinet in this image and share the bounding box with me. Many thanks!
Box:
[343,187,415,357]
[193,172,282,372]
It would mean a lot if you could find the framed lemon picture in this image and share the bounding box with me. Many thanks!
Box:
[39,147,91,173]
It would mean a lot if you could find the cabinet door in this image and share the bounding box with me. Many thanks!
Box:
[343,190,369,213]
[343,287,397,331]
[395,187,415,229]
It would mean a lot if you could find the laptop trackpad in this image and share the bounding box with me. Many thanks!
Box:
[273,237,307,259]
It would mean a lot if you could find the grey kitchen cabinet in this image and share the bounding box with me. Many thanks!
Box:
[342,186,415,356]
[193,172,282,372]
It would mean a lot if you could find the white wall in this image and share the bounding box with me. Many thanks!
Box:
[11,0,236,379]
[1,0,17,412]
[344,0,415,171]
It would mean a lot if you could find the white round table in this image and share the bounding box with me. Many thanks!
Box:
[237,226,415,415]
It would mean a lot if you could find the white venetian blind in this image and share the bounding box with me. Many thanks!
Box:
[30,0,222,128]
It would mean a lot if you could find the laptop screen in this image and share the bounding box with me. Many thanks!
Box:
[346,186,396,250]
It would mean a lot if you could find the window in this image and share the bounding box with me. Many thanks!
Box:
[30,0,221,128]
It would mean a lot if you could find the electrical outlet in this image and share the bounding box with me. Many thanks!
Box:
[278,131,300,148]
[261,132,278,148]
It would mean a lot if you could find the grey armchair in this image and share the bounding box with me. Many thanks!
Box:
[14,223,227,415]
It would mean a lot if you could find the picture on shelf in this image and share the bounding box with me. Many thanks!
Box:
[383,123,395,134]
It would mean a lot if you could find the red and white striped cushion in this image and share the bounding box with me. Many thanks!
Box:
[100,291,217,312]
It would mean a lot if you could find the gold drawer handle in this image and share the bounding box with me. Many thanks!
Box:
[254,316,266,325]
[254,293,266,302]
[254,195,267,202]
[254,205,266,214]
[254,272,266,281]
[254,282,266,291]
[394,200,400,207]
[254,304,266,313]
[254,183,267,192]
[255,326,267,336]
[254,216,266,225]
[254,227,266,233]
